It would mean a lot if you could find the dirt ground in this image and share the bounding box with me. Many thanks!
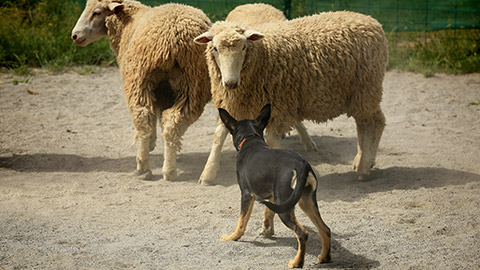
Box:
[0,68,479,269]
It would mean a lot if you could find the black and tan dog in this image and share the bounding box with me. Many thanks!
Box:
[218,104,331,268]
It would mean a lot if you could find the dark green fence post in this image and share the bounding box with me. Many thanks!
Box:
[284,0,292,19]
[424,0,429,43]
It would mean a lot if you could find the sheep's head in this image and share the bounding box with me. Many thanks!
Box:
[71,0,124,46]
[194,22,264,90]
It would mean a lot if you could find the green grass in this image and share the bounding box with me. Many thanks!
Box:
[0,0,115,73]
[387,29,480,76]
[1,0,479,75]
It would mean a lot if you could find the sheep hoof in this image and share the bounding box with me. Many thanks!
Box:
[163,170,177,181]
[133,169,153,180]
[198,178,214,186]
[356,174,368,181]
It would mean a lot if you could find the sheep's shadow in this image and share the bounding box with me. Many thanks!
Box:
[0,133,352,177]
[2,134,478,191]
[283,135,357,166]
[248,225,379,269]
[0,151,238,186]
[316,166,480,202]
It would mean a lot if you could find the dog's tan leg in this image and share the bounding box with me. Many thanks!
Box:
[278,211,308,268]
[221,194,255,241]
[299,194,331,263]
[261,198,275,238]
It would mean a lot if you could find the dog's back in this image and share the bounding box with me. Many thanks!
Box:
[241,147,317,213]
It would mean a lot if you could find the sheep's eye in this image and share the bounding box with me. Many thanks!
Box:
[92,11,101,17]
[242,45,247,51]
[213,46,218,52]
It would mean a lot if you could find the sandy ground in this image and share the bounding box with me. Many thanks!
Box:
[0,67,479,269]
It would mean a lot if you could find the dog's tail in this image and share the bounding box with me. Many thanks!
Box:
[260,164,316,213]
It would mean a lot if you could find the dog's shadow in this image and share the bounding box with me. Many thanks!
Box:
[249,225,379,269]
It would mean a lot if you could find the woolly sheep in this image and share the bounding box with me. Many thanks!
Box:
[195,11,388,183]
[72,0,211,180]
[227,4,316,152]
[197,3,318,185]
[225,3,287,25]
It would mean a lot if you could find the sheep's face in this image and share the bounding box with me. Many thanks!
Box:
[195,27,264,90]
[71,0,124,46]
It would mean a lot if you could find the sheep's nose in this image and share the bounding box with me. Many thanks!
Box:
[224,80,238,89]
[72,34,77,40]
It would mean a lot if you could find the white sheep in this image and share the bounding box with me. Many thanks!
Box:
[195,11,388,183]
[225,3,287,25]
[72,0,212,180]
[226,3,317,151]
[197,3,318,185]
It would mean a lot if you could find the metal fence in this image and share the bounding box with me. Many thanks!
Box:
[144,0,479,33]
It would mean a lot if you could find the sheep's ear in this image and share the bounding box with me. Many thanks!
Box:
[108,2,124,14]
[194,32,213,45]
[245,29,265,42]
[218,108,237,133]
[255,104,271,130]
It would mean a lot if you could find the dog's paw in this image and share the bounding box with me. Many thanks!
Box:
[260,228,274,238]
[318,253,331,263]
[220,233,241,241]
[220,234,233,241]
[288,259,304,268]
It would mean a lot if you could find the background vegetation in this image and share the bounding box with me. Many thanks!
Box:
[0,0,479,75]
[0,0,114,73]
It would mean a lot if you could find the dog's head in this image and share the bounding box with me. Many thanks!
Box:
[218,104,271,151]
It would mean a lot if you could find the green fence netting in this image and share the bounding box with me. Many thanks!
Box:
[143,0,480,32]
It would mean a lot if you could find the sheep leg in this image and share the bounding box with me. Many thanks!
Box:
[149,107,161,152]
[353,109,385,180]
[162,140,177,181]
[132,107,155,180]
[370,109,386,165]
[199,121,229,185]
[160,109,188,181]
[133,136,153,180]
[265,128,282,149]
[294,121,318,152]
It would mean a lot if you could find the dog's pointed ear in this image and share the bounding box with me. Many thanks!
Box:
[255,104,271,130]
[219,108,237,133]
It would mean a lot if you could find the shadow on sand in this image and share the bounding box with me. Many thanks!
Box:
[249,225,379,269]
